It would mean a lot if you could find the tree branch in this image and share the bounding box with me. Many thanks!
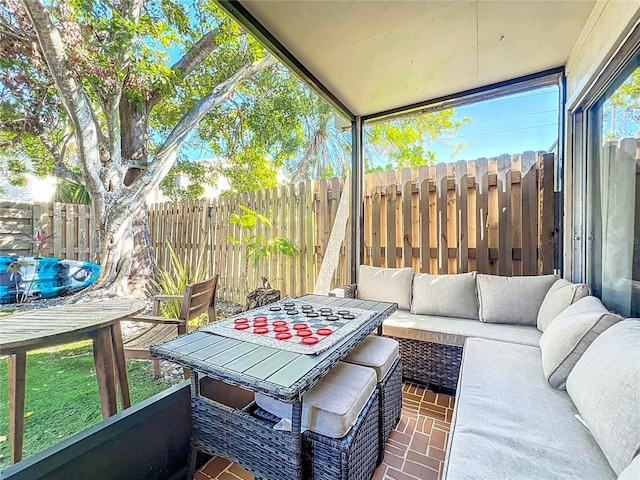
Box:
[0,20,33,43]
[114,55,277,227]
[52,165,83,184]
[161,55,276,156]
[148,29,220,109]
[122,158,148,169]
[21,0,104,200]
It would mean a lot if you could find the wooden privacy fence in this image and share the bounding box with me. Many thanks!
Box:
[363,151,555,277]
[149,151,555,304]
[148,178,352,305]
[0,151,555,304]
[0,202,95,261]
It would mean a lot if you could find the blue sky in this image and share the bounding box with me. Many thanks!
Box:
[430,86,559,162]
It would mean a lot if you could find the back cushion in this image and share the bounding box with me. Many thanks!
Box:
[566,320,640,475]
[411,272,479,320]
[477,274,557,325]
[357,265,413,310]
[539,296,621,389]
[537,279,591,331]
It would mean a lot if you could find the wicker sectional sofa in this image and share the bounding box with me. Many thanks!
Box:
[330,266,640,480]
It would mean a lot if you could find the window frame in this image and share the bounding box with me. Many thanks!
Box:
[568,24,640,300]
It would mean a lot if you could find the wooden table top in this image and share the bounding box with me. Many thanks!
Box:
[0,298,146,354]
[151,294,397,402]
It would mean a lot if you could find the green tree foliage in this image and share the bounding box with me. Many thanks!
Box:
[366,109,471,172]
[227,204,299,292]
[53,179,91,204]
[604,67,639,141]
[227,205,299,265]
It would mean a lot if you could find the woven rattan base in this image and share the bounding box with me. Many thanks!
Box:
[390,337,463,392]
[253,389,380,480]
[190,394,303,480]
[379,357,403,462]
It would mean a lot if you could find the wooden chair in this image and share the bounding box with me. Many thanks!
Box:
[124,275,219,378]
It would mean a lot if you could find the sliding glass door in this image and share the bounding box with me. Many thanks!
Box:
[586,55,639,316]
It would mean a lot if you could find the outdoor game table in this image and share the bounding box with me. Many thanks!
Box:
[150,294,397,480]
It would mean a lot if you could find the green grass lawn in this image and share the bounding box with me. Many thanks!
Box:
[0,342,180,469]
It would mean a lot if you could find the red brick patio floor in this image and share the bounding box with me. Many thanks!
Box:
[196,382,455,480]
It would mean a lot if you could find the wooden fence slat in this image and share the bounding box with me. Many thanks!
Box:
[419,178,430,273]
[475,159,489,273]
[403,182,412,268]
[498,154,512,276]
[522,153,538,275]
[511,155,523,276]
[371,184,382,267]
[344,177,352,285]
[386,184,397,268]
[304,179,315,294]
[456,160,469,273]
[436,164,448,274]
[329,177,341,287]
[540,152,555,274]
[411,181,420,272]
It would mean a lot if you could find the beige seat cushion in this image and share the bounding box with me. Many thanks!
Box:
[411,272,479,320]
[566,319,640,475]
[618,454,640,480]
[255,362,376,438]
[477,274,557,325]
[539,296,621,389]
[444,338,616,480]
[343,335,399,381]
[383,310,541,347]
[357,265,413,311]
[537,279,591,331]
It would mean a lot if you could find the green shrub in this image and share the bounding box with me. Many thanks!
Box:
[151,243,211,326]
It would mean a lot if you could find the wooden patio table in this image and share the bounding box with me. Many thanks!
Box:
[151,294,397,480]
[0,298,146,464]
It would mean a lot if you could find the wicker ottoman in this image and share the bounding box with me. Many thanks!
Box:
[344,336,403,462]
[255,362,380,480]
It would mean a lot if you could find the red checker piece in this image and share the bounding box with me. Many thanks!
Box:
[253,321,268,327]
[296,329,313,337]
[254,316,268,322]
[316,328,333,336]
[273,320,288,327]
[234,317,249,324]
[274,326,289,333]
[253,327,269,334]
[234,323,250,330]
[302,336,319,345]
[293,323,308,330]
[276,332,292,340]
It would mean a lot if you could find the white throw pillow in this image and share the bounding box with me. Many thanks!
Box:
[537,279,591,331]
[566,319,640,475]
[357,265,413,311]
[539,296,621,389]
[476,274,557,325]
[411,272,479,320]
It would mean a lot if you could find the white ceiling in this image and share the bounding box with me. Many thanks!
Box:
[234,0,596,117]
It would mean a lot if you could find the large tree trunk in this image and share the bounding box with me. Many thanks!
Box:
[87,202,154,297]
[129,204,155,295]
[118,93,156,295]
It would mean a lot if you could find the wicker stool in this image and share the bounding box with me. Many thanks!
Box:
[255,362,380,480]
[343,336,403,462]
